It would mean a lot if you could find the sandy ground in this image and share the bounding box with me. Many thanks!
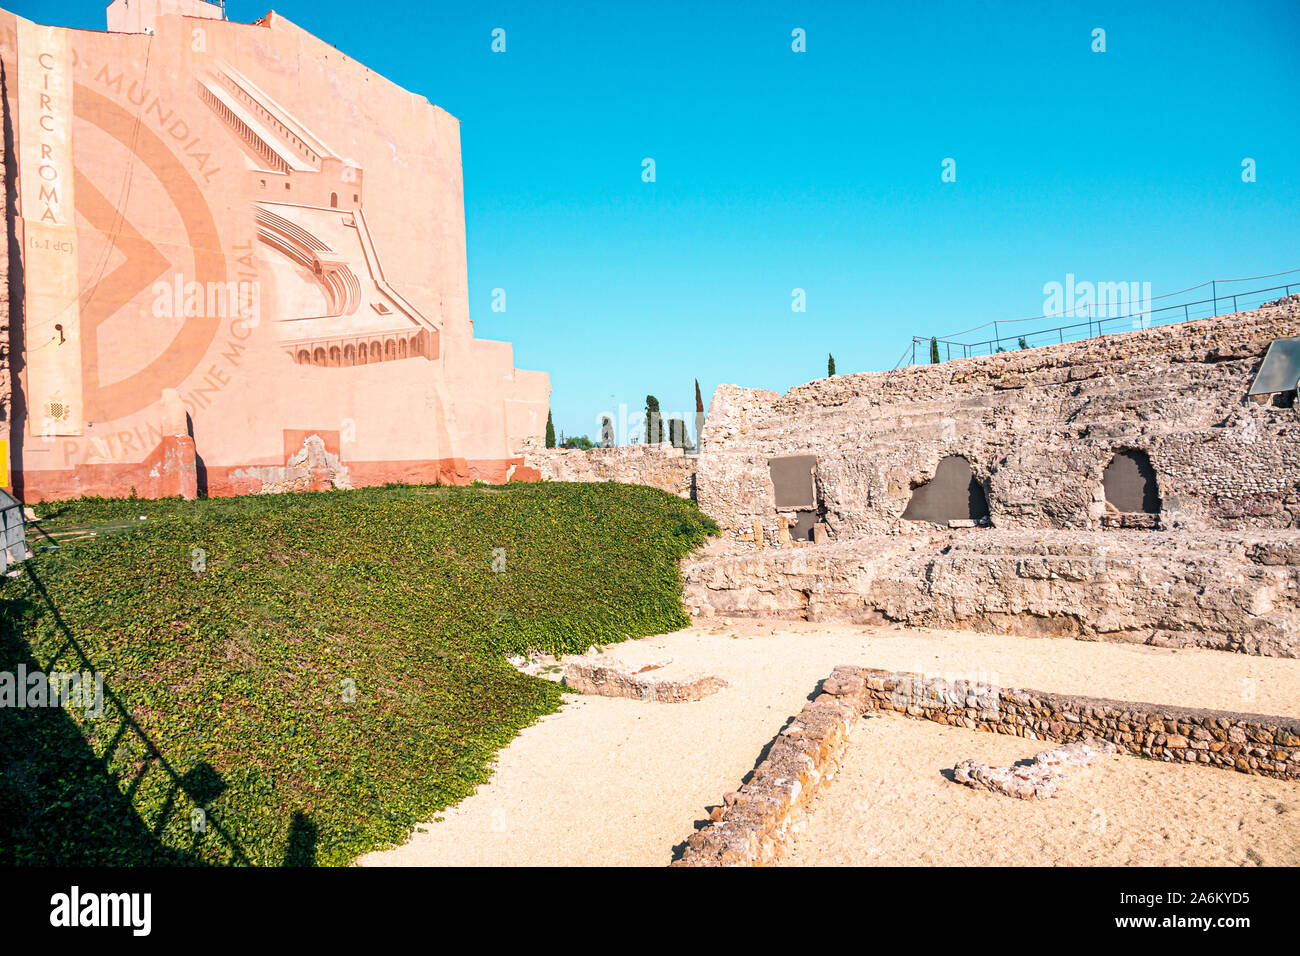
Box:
[778,715,1300,866]
[357,621,1300,867]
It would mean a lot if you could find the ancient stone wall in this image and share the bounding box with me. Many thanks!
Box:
[675,689,857,866]
[683,529,1300,657]
[834,667,1300,780]
[521,443,695,498]
[696,301,1300,544]
[561,656,726,702]
[678,665,1300,866]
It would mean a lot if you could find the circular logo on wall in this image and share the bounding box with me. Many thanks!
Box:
[73,82,227,423]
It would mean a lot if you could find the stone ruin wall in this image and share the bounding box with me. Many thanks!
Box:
[683,530,1300,657]
[696,300,1300,545]
[521,443,695,498]
[678,665,1300,866]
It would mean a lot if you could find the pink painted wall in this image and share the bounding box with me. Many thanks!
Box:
[2,1,549,501]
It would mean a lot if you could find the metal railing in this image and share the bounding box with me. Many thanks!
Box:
[901,276,1298,366]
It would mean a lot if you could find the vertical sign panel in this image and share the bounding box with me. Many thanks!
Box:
[17,20,82,437]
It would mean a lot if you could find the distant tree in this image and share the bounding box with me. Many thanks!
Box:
[645,395,662,443]
[693,380,706,453]
[562,435,595,450]
[827,353,836,376]
[1018,336,1028,350]
[667,417,695,453]
[600,415,615,448]
[929,338,940,364]
[545,410,556,448]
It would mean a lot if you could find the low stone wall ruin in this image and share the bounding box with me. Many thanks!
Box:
[521,444,695,498]
[683,529,1300,657]
[677,665,1300,866]
[675,691,858,866]
[561,657,727,702]
[829,667,1300,780]
[953,739,1118,800]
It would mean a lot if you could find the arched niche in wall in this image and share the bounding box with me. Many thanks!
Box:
[902,455,989,525]
[1103,449,1159,514]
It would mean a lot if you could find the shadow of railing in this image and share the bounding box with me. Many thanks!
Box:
[2,566,253,865]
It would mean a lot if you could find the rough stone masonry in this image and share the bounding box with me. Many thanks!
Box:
[677,665,1300,866]
[695,299,1300,540]
[683,529,1300,656]
[681,300,1300,657]
[521,441,694,498]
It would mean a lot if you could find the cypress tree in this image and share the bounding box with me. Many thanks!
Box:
[667,417,694,453]
[545,410,556,448]
[929,337,940,364]
[645,395,662,443]
[827,353,836,376]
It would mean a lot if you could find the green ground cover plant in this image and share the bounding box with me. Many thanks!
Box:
[0,482,718,866]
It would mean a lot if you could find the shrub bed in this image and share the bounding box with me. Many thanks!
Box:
[0,482,717,865]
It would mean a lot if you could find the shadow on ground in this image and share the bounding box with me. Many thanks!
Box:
[1,567,315,866]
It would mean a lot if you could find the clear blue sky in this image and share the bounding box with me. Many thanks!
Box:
[19,0,1300,442]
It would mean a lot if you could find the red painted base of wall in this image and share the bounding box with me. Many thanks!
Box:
[17,436,200,503]
[16,441,539,504]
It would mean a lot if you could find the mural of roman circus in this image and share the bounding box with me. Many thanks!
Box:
[1,0,550,501]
